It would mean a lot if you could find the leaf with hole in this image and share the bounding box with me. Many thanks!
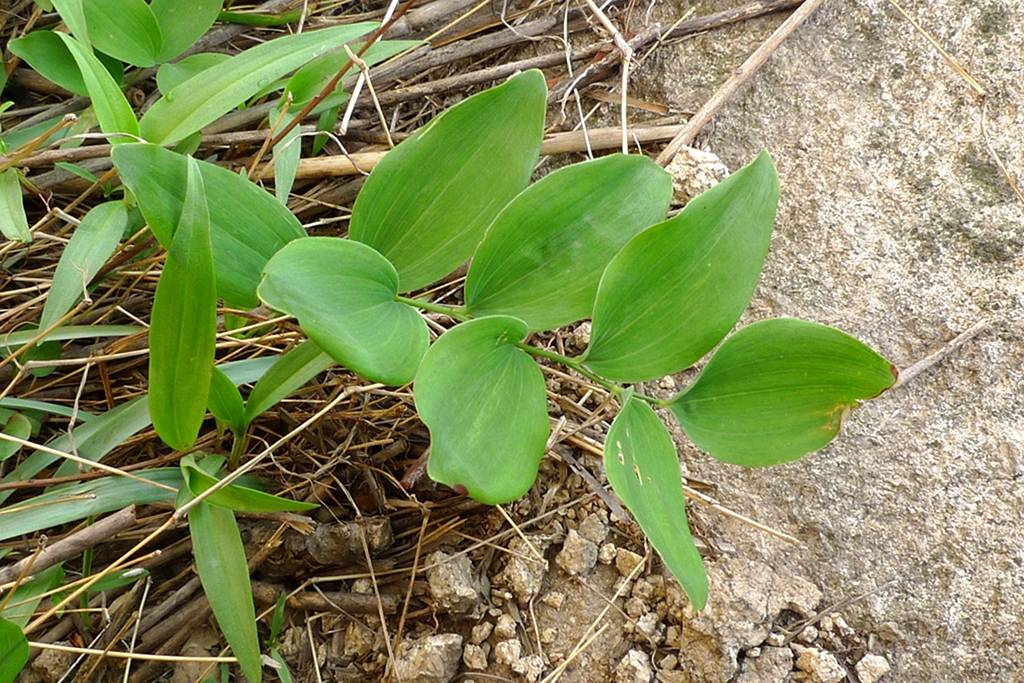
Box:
[148,157,216,451]
[0,617,28,682]
[350,69,546,292]
[415,316,549,504]
[139,22,378,144]
[0,169,30,242]
[605,392,708,608]
[669,318,897,466]
[465,154,672,330]
[149,0,222,62]
[583,151,779,382]
[258,237,428,385]
[113,143,303,307]
[40,200,127,331]
[57,33,138,142]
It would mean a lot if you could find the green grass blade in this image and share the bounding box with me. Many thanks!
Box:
[0,617,29,683]
[0,169,31,242]
[56,33,138,142]
[243,340,333,425]
[181,455,318,513]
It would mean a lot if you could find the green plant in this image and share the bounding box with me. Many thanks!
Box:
[0,8,897,679]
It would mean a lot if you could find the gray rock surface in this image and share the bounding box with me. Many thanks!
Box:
[426,550,481,614]
[392,633,463,683]
[639,0,1024,680]
[736,646,793,683]
[556,529,599,575]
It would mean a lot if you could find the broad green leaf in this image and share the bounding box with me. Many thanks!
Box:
[0,412,32,461]
[139,23,377,144]
[2,564,65,627]
[0,617,28,682]
[150,0,222,62]
[272,111,301,205]
[669,318,897,466]
[181,455,317,513]
[39,201,127,331]
[0,169,30,242]
[149,157,216,451]
[0,357,276,505]
[82,0,162,67]
[208,367,244,433]
[415,316,549,504]
[243,340,332,425]
[0,469,182,541]
[583,151,780,382]
[10,30,88,96]
[605,393,708,609]
[1,324,140,351]
[52,0,89,47]
[258,238,428,385]
[57,33,138,142]
[155,53,231,95]
[187,501,262,683]
[350,70,546,292]
[465,154,672,330]
[113,143,303,307]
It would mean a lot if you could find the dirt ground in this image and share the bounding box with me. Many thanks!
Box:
[628,0,1024,680]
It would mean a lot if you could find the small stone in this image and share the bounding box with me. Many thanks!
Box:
[392,633,463,683]
[797,626,819,644]
[615,548,644,577]
[470,622,493,645]
[737,646,793,683]
[765,632,786,647]
[831,614,854,636]
[351,578,373,593]
[855,653,892,683]
[463,644,488,670]
[635,612,662,640]
[556,529,599,575]
[614,649,654,683]
[343,621,377,658]
[494,639,522,666]
[876,622,904,642]
[632,575,665,602]
[659,653,679,670]
[499,537,550,603]
[795,648,846,683]
[746,647,761,658]
[599,542,617,564]
[494,614,517,640]
[427,550,481,614]
[571,322,592,348]
[664,145,730,204]
[515,654,545,682]
[540,627,557,644]
[818,616,834,632]
[625,597,647,618]
[578,512,609,544]
[541,591,565,609]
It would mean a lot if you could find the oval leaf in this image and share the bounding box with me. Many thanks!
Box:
[187,501,262,683]
[0,169,30,242]
[244,340,333,425]
[669,318,897,466]
[40,200,127,330]
[149,157,216,451]
[350,70,547,292]
[208,367,245,433]
[415,316,549,504]
[465,154,672,330]
[0,618,28,682]
[113,143,303,307]
[10,30,89,96]
[139,23,377,144]
[149,0,222,62]
[0,412,32,461]
[83,0,162,67]
[259,238,427,385]
[583,151,779,382]
[57,33,138,142]
[606,393,708,609]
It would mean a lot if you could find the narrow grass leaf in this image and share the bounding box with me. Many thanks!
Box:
[1,565,64,627]
[113,143,303,307]
[149,157,216,451]
[40,200,127,331]
[465,154,672,330]
[0,169,30,242]
[606,393,708,609]
[139,23,377,144]
[272,111,301,205]
[0,412,32,461]
[669,318,898,466]
[181,455,318,513]
[584,151,779,382]
[57,33,138,142]
[149,0,222,62]
[155,53,230,95]
[0,398,94,421]
[0,618,28,682]
[208,368,245,434]
[243,340,333,425]
[51,0,89,47]
[415,316,549,504]
[82,0,162,67]
[1,324,139,351]
[187,501,262,683]
[258,237,428,385]
[283,40,420,110]
[350,70,546,292]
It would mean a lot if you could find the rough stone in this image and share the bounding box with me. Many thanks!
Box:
[469,621,493,645]
[343,621,377,658]
[556,529,599,575]
[736,646,794,683]
[494,639,522,666]
[515,654,545,682]
[615,548,644,577]
[795,648,846,683]
[855,653,892,683]
[664,145,730,203]
[30,643,77,683]
[494,613,517,640]
[615,649,654,683]
[598,542,617,564]
[578,511,609,544]
[426,550,481,614]
[498,537,550,603]
[392,633,463,683]
[463,643,489,670]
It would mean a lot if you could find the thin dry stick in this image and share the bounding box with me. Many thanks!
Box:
[656,0,827,166]
[27,641,236,663]
[582,0,632,153]
[896,319,991,387]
